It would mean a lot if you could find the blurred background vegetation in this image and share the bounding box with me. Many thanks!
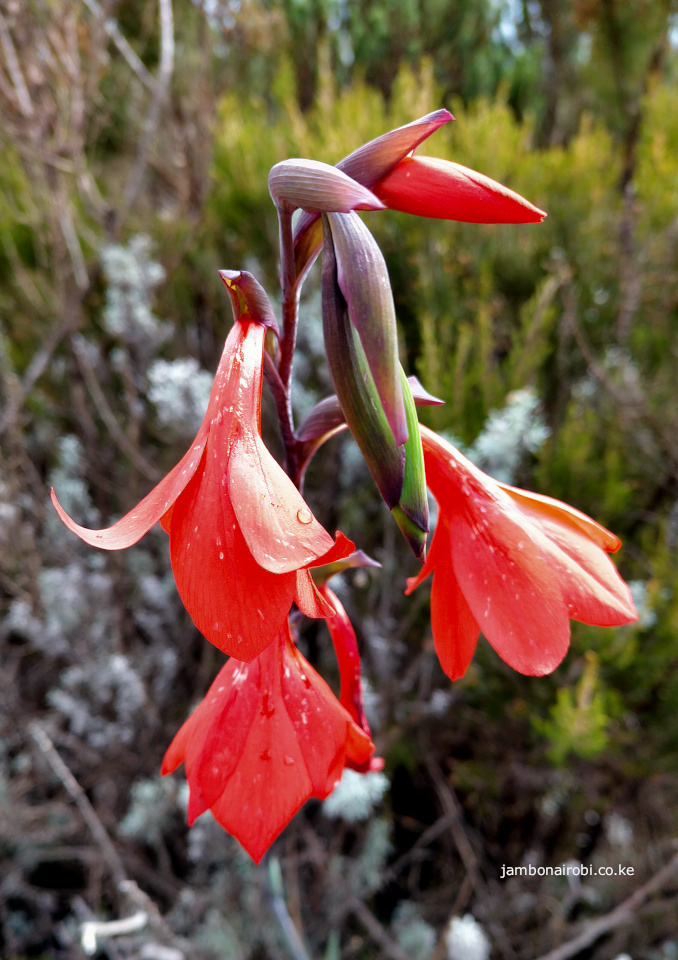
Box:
[1,1,678,958]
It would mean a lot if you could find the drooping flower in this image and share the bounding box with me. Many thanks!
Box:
[52,311,354,661]
[161,619,374,862]
[406,427,637,679]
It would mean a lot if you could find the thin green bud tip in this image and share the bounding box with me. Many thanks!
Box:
[391,504,427,560]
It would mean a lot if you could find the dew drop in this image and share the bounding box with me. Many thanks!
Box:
[284,756,295,766]
[260,749,271,761]
[297,508,313,524]
[219,551,224,560]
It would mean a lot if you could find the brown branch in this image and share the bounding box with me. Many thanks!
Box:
[532,848,678,960]
[28,722,128,890]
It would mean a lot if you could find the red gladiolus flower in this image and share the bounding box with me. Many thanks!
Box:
[161,620,374,862]
[52,319,353,661]
[373,156,546,224]
[406,427,637,679]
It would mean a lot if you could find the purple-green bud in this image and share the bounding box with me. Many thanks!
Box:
[321,217,405,511]
[326,211,407,447]
[268,159,385,214]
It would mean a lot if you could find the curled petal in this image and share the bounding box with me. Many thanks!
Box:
[374,156,547,223]
[268,159,385,213]
[50,432,208,550]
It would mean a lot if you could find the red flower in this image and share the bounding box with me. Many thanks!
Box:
[373,156,546,223]
[161,620,374,862]
[52,319,353,660]
[406,427,637,679]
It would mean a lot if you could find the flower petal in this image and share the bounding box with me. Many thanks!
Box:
[50,431,208,550]
[281,637,373,796]
[228,426,335,573]
[448,504,570,676]
[51,318,259,551]
[170,456,296,660]
[374,156,546,224]
[498,483,621,552]
[507,502,637,625]
[407,515,479,680]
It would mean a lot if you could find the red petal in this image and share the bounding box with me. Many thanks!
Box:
[498,483,621,552]
[294,533,356,618]
[374,156,546,224]
[295,570,336,618]
[228,426,335,573]
[51,319,261,551]
[50,431,208,550]
[506,502,637,625]
[448,504,570,676]
[282,637,372,797]
[320,585,369,727]
[427,519,480,680]
[207,639,313,863]
[170,456,296,660]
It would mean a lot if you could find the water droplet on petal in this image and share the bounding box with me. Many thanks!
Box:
[297,508,313,524]
[260,749,271,761]
[284,756,295,766]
